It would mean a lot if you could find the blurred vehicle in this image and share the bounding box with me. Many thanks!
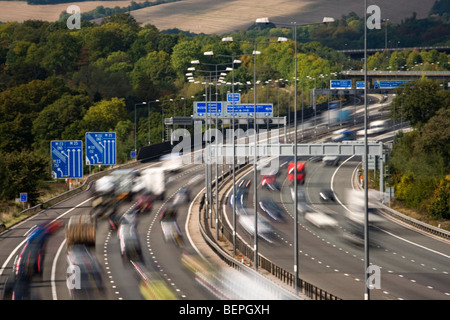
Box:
[66,214,96,247]
[138,167,166,200]
[90,175,118,218]
[132,261,177,300]
[238,177,251,191]
[357,119,389,137]
[110,169,139,201]
[18,220,63,276]
[136,191,155,213]
[160,205,183,247]
[287,161,305,184]
[290,187,312,214]
[258,199,285,222]
[331,129,355,142]
[160,154,182,173]
[319,189,335,202]
[181,252,298,300]
[304,211,338,229]
[66,244,105,299]
[172,186,190,206]
[261,174,280,191]
[118,219,143,263]
[238,212,276,244]
[322,156,339,166]
[229,177,251,207]
[2,220,63,300]
[92,175,114,197]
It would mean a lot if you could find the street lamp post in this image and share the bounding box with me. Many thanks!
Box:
[222,36,288,271]
[134,101,146,159]
[147,99,160,145]
[256,16,334,293]
[364,0,370,301]
[203,51,245,248]
[189,61,232,235]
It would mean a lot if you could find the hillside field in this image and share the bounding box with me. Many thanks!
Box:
[0,0,435,34]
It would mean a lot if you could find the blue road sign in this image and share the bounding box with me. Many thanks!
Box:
[330,80,352,89]
[20,193,27,202]
[226,104,273,116]
[130,150,136,158]
[86,132,116,165]
[195,102,222,115]
[227,93,241,103]
[356,81,367,89]
[374,80,411,89]
[51,140,83,179]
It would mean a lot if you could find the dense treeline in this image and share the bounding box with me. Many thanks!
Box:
[0,6,448,223]
[0,13,348,205]
[389,77,450,219]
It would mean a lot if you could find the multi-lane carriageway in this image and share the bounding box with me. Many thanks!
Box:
[0,94,449,301]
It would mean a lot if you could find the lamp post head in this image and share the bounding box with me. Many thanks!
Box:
[222,36,233,42]
[322,17,335,23]
[204,51,214,56]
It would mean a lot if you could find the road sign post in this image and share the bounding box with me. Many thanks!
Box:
[85,132,116,166]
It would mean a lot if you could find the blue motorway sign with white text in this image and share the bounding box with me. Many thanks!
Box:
[86,132,116,165]
[226,104,273,117]
[194,102,223,117]
[330,80,352,89]
[51,140,83,179]
[227,93,241,103]
[374,80,411,89]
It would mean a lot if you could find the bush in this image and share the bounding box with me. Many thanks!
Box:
[429,177,450,219]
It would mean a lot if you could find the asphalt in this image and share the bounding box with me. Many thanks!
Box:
[186,168,306,300]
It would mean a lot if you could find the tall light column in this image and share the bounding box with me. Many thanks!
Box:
[256,16,334,293]
[204,51,245,254]
[363,0,370,301]
[222,36,287,271]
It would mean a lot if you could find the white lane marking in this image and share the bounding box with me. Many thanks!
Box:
[0,197,94,279]
[331,158,450,260]
[51,239,67,300]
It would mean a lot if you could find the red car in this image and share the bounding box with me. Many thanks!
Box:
[136,192,155,213]
[288,161,306,184]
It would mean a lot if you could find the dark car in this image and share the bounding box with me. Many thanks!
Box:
[319,189,335,202]
[259,199,285,221]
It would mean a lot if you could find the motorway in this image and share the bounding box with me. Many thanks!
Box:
[0,161,218,300]
[223,155,450,300]
[0,95,449,300]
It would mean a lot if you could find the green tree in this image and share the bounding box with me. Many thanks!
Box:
[81,97,127,133]
[170,40,201,76]
[41,30,81,75]
[131,50,175,94]
[429,177,450,219]
[0,150,49,205]
[390,77,447,128]
[32,94,92,153]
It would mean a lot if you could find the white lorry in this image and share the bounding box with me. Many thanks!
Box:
[138,167,166,200]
